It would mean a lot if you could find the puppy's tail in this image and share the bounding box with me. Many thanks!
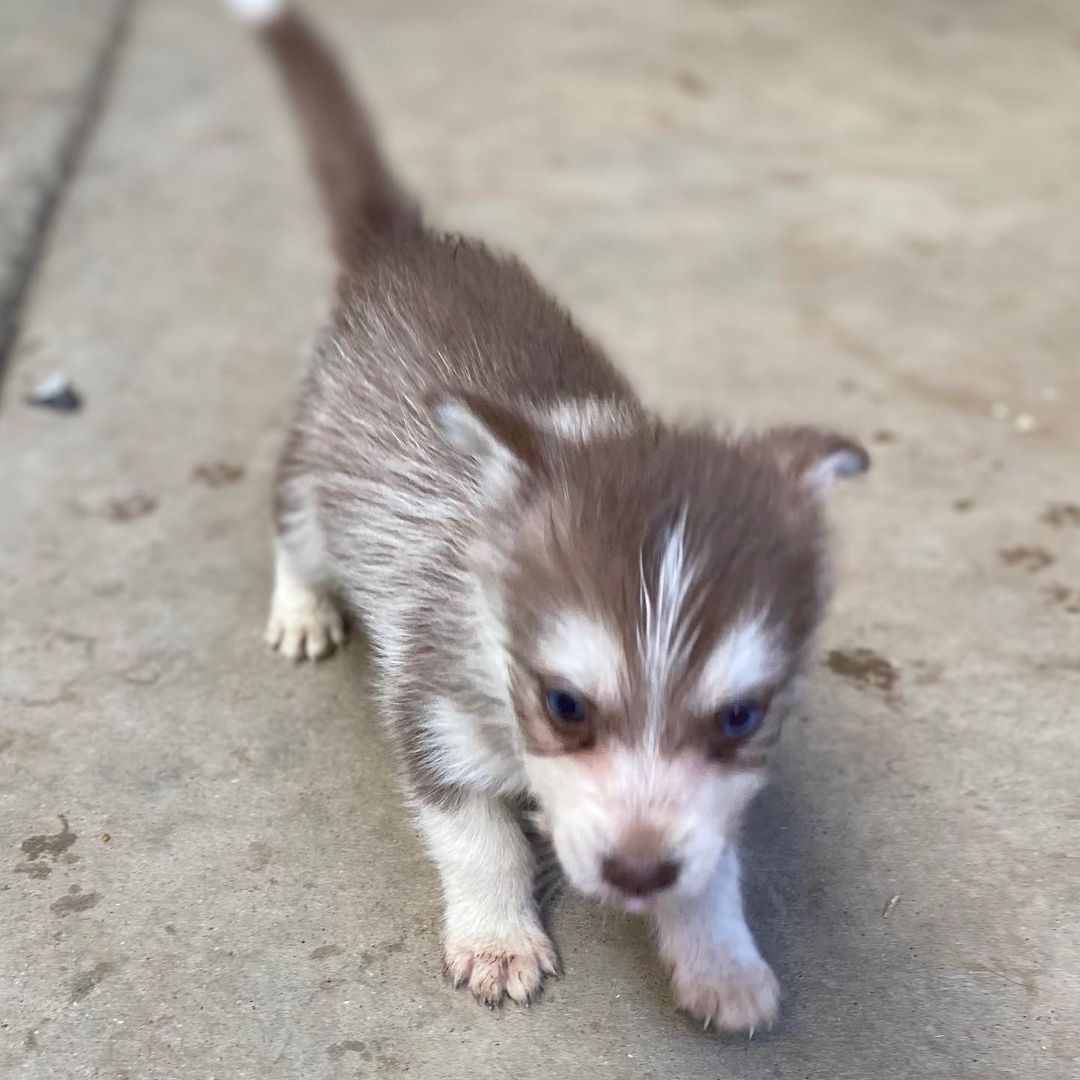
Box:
[224,0,418,268]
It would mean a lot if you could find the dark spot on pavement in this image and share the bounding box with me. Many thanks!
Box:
[105,494,157,522]
[193,461,245,487]
[674,70,707,95]
[1042,502,1080,528]
[999,545,1053,571]
[164,924,177,935]
[329,1040,368,1059]
[248,841,273,872]
[70,961,120,1003]
[14,863,51,879]
[51,891,100,917]
[910,659,944,686]
[309,945,344,960]
[0,732,13,754]
[21,816,76,862]
[971,958,1041,997]
[826,648,898,692]
[328,1039,400,1069]
[1046,585,1080,614]
[952,498,974,512]
[872,429,897,444]
[50,629,96,659]
[25,1030,38,1051]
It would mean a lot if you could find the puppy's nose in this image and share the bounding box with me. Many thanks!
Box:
[601,854,680,897]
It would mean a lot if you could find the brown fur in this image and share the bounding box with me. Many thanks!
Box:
[254,3,867,846]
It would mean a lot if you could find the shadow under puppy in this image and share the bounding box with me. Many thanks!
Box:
[226,0,869,1032]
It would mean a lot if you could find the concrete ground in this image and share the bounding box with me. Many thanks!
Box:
[1,0,1078,1076]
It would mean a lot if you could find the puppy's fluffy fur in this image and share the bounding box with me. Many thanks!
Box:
[228,0,869,1029]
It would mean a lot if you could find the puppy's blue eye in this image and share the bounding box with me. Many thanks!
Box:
[719,700,764,739]
[545,688,587,725]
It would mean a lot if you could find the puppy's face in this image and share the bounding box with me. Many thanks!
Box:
[503,426,866,908]
[436,396,867,908]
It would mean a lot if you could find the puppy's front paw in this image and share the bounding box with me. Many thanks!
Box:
[445,928,559,1008]
[671,958,779,1034]
[264,592,346,661]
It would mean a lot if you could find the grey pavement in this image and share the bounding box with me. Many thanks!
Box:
[1,1,1078,1077]
[0,0,129,363]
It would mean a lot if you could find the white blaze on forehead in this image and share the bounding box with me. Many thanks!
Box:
[690,615,784,711]
[537,612,626,704]
[640,509,701,701]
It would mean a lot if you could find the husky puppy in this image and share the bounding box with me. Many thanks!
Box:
[227,0,869,1031]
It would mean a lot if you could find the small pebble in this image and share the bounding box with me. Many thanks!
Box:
[27,372,81,412]
[1013,413,1036,434]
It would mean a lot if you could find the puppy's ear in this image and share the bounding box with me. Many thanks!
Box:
[427,388,544,474]
[762,425,870,496]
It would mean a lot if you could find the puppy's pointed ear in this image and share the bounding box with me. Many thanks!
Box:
[427,388,544,473]
[762,425,870,496]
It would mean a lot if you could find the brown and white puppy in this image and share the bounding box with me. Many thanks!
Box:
[227,0,869,1031]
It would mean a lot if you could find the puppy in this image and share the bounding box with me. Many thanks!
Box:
[226,0,869,1031]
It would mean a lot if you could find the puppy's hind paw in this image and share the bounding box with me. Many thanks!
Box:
[445,929,559,1008]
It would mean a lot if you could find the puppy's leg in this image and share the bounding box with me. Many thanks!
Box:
[418,793,558,1007]
[265,538,346,660]
[651,846,779,1033]
[265,463,346,661]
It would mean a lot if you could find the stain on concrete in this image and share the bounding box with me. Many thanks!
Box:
[329,1040,367,1058]
[0,732,13,754]
[971,958,1041,997]
[14,862,52,879]
[910,659,944,686]
[70,960,120,1003]
[24,1029,38,1051]
[164,924,177,935]
[1041,502,1080,528]
[309,944,344,960]
[999,545,1053,571]
[673,70,706,96]
[121,656,171,686]
[17,685,81,709]
[21,815,76,862]
[1046,585,1080,614]
[105,493,156,522]
[248,840,273,871]
[51,890,101,917]
[328,1039,400,1069]
[872,429,897,444]
[952,497,974,512]
[50,629,96,659]
[826,648,899,692]
[192,461,245,487]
